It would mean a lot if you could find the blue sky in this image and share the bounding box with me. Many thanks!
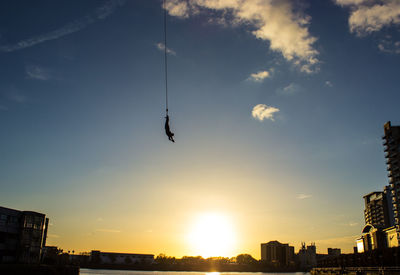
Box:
[1,0,400,256]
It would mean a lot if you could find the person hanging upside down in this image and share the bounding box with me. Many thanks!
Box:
[165,115,175,142]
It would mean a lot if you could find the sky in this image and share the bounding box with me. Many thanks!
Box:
[1,0,400,258]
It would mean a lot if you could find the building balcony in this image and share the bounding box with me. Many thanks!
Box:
[384,138,395,145]
[389,171,400,178]
[385,151,399,158]
[387,159,399,165]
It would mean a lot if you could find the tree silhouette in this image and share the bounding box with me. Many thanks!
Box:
[125,256,132,265]
[236,254,257,265]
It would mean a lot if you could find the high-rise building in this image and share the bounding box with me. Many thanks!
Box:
[363,191,392,228]
[383,121,400,242]
[384,185,395,227]
[260,241,294,267]
[0,206,49,264]
[298,242,316,268]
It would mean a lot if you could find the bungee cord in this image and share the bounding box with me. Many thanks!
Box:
[163,0,175,143]
[163,0,168,115]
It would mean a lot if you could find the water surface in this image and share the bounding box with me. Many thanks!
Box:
[80,270,310,275]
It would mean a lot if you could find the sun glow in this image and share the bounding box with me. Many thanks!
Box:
[187,213,236,258]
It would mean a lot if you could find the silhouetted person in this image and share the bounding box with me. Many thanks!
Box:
[165,115,175,142]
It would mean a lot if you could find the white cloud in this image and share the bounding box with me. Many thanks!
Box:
[247,70,270,82]
[252,104,280,121]
[297,193,312,199]
[156,42,177,55]
[164,0,319,73]
[165,0,190,18]
[325,80,333,87]
[0,0,126,52]
[96,228,121,233]
[26,65,51,80]
[334,0,400,36]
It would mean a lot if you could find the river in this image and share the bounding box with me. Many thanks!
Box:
[80,270,310,275]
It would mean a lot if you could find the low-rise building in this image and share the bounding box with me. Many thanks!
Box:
[0,206,48,263]
[384,226,399,248]
[327,248,341,256]
[90,250,154,265]
[355,224,399,253]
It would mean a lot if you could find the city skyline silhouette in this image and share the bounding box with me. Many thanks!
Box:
[1,0,400,260]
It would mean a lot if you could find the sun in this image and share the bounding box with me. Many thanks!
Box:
[187,213,236,258]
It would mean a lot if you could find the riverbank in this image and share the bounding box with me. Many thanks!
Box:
[0,264,79,275]
[311,267,400,275]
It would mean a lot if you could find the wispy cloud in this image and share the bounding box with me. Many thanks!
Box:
[26,65,51,80]
[349,222,359,227]
[6,87,27,103]
[247,70,271,82]
[315,235,360,247]
[155,42,176,55]
[297,193,312,199]
[96,217,104,222]
[252,104,280,122]
[277,83,302,96]
[325,80,333,87]
[164,0,320,73]
[96,228,121,233]
[335,0,367,4]
[334,0,400,36]
[378,38,400,54]
[0,0,126,52]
